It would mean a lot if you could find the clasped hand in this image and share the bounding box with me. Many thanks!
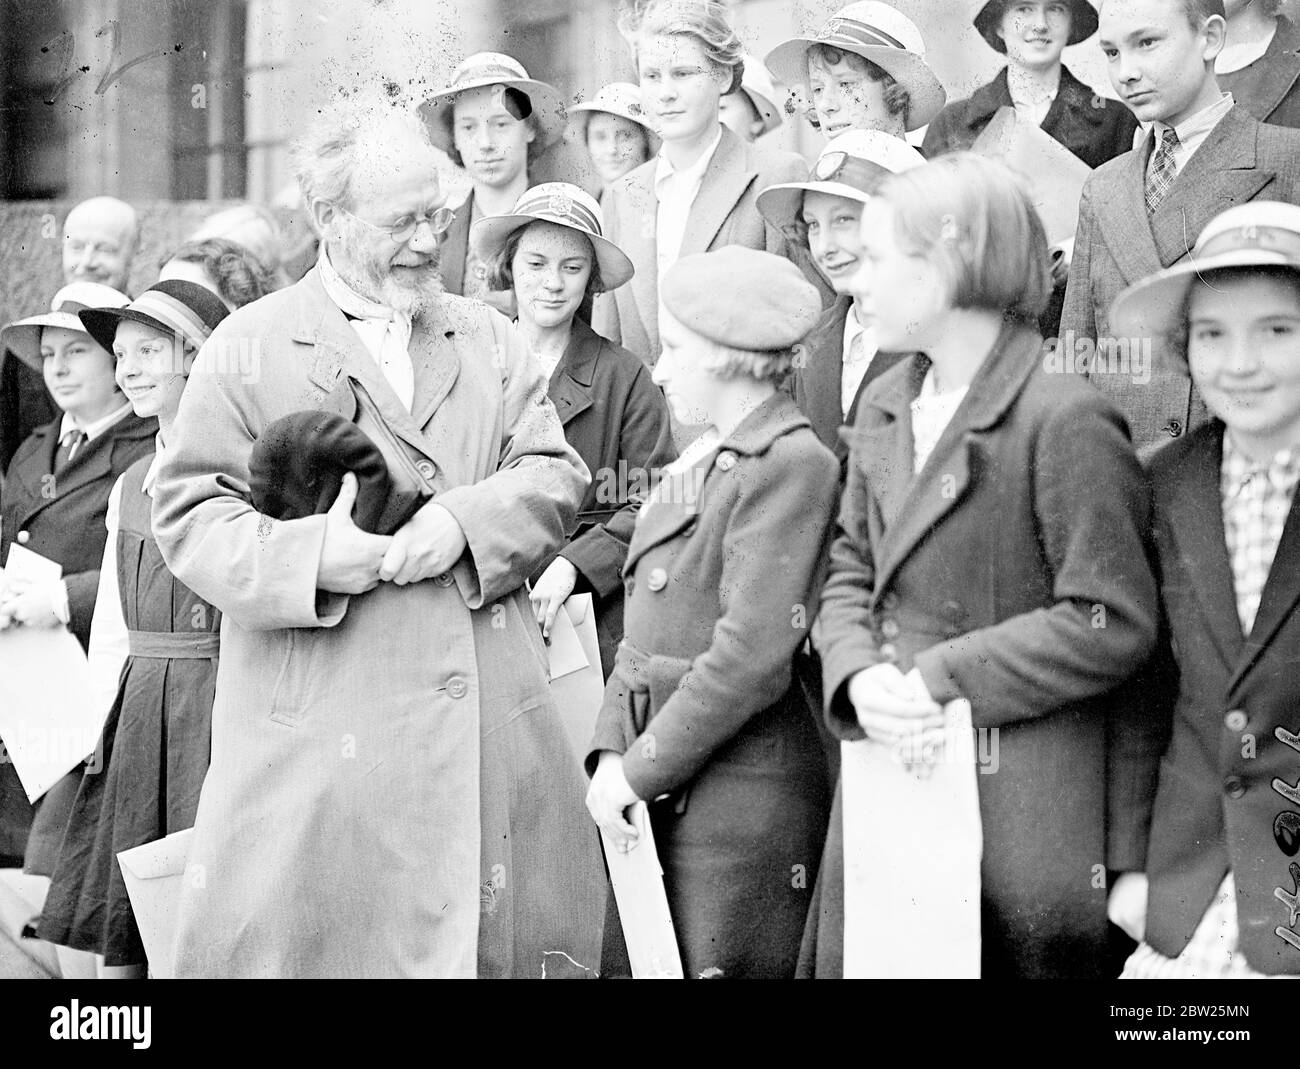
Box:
[847,662,947,763]
[0,575,62,630]
[586,751,641,852]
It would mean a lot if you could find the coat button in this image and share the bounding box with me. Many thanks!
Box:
[16,530,30,544]
[1225,709,1248,733]
[880,618,900,639]
[879,643,898,662]
[941,599,966,622]
[1223,775,1246,799]
[880,592,900,612]
[435,572,454,587]
[1165,419,1183,437]
[646,567,668,592]
[715,451,737,472]
[415,459,437,480]
[447,677,468,699]
[1275,811,1300,857]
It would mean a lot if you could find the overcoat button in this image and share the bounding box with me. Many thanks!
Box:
[646,567,668,592]
[1223,775,1246,799]
[941,599,965,621]
[434,572,454,587]
[447,677,468,699]
[715,451,737,472]
[16,530,30,544]
[1165,419,1183,437]
[881,619,900,639]
[1225,709,1248,733]
[879,643,898,662]
[415,459,437,479]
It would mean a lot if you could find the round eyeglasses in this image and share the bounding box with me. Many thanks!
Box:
[339,205,456,243]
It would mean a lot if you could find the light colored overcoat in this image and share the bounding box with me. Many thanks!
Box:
[152,267,602,978]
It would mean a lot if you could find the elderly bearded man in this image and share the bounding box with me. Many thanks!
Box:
[152,95,605,978]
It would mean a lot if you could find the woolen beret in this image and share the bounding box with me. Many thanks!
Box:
[248,411,393,534]
[661,247,823,350]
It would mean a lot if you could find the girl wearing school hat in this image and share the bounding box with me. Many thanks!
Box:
[585,246,839,978]
[37,279,228,978]
[757,129,925,461]
[1105,201,1300,978]
[421,52,567,303]
[719,54,788,143]
[569,83,660,196]
[764,1,946,139]
[472,182,675,678]
[0,282,153,897]
[922,1,1137,169]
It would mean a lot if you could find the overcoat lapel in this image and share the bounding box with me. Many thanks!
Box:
[619,168,660,352]
[1095,138,1166,286]
[678,127,756,257]
[18,413,151,529]
[1231,491,1300,692]
[548,319,600,426]
[440,190,472,296]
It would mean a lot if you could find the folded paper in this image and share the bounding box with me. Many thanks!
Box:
[601,801,684,979]
[116,827,195,980]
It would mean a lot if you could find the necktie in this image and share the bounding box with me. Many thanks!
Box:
[1145,127,1180,215]
[56,429,86,469]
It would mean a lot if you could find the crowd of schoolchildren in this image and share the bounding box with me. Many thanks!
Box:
[0,0,1298,979]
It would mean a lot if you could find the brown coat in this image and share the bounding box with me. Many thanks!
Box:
[804,323,1159,978]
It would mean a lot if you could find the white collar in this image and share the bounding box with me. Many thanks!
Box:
[654,125,724,192]
[142,433,166,496]
[59,401,133,443]
[1217,22,1278,74]
[1153,92,1234,147]
[318,244,406,324]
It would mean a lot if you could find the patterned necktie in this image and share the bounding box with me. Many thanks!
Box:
[1145,127,1180,215]
[56,428,86,469]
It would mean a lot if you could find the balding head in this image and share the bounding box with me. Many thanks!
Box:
[63,196,139,290]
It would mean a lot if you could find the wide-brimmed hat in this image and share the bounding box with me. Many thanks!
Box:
[1,282,130,371]
[731,55,787,136]
[421,52,567,153]
[569,82,660,148]
[757,129,926,231]
[1109,202,1300,342]
[470,182,635,291]
[973,0,1099,54]
[79,279,229,355]
[764,2,946,131]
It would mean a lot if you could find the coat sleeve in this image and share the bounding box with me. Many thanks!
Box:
[560,363,675,600]
[912,392,1159,728]
[814,430,883,741]
[64,569,100,648]
[619,439,840,800]
[920,103,958,158]
[434,314,590,608]
[1059,180,1099,361]
[152,323,349,632]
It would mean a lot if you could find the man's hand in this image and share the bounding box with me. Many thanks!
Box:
[0,578,63,629]
[1107,872,1149,944]
[847,662,946,751]
[379,499,467,585]
[530,556,578,638]
[316,473,394,595]
[586,750,641,852]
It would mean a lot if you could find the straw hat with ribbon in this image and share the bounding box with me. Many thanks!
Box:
[1109,201,1300,342]
[470,182,635,291]
[421,52,567,154]
[78,279,230,356]
[757,129,926,232]
[569,82,660,146]
[1,282,130,371]
[973,0,1100,54]
[764,2,947,131]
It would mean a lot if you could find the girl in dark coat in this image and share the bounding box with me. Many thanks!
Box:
[38,280,228,978]
[585,247,840,979]
[802,153,1158,978]
[473,182,675,677]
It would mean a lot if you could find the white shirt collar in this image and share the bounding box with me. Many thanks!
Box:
[60,401,133,444]
[1152,92,1234,149]
[653,124,724,198]
[141,433,166,497]
[318,244,406,324]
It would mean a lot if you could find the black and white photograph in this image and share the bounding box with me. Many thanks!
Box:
[0,0,1297,1043]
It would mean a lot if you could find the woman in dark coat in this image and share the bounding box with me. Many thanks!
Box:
[801,154,1158,979]
[39,280,229,978]
[473,183,675,678]
[0,283,154,880]
[585,247,839,979]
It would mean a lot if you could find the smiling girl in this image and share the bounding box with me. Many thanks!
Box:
[36,280,229,979]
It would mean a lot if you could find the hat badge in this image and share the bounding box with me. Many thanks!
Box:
[1239,224,1261,244]
[819,18,846,39]
[548,192,575,220]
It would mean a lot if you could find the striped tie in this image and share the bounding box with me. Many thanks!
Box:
[1144,127,1180,215]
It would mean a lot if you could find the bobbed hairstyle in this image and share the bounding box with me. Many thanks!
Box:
[805,43,910,129]
[699,341,794,386]
[619,0,745,95]
[485,220,607,324]
[875,152,1052,323]
[436,90,547,170]
[160,238,280,309]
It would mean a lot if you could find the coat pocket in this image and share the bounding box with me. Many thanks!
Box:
[267,629,311,727]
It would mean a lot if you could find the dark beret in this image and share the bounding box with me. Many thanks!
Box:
[248,411,393,534]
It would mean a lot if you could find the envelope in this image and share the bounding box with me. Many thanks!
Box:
[548,593,607,766]
[971,106,1092,246]
[601,801,683,979]
[0,545,98,802]
[116,827,195,980]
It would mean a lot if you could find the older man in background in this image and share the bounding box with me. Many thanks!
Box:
[152,92,603,978]
[2,197,140,471]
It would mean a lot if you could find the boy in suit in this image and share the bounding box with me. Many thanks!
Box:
[1060,0,1300,451]
[1107,200,1300,976]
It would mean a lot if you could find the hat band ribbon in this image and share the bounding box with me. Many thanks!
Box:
[52,299,94,315]
[820,18,908,52]
[814,153,890,192]
[1198,224,1300,261]
[454,63,527,86]
[128,290,212,346]
[513,195,603,237]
